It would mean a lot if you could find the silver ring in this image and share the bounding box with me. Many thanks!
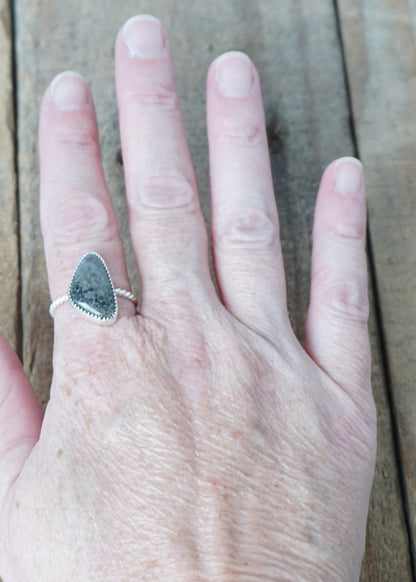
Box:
[49,252,137,325]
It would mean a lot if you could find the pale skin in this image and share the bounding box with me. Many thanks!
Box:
[0,14,376,582]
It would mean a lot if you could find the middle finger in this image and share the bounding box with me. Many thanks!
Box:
[115,15,215,314]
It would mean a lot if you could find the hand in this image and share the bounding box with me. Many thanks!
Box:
[0,15,376,581]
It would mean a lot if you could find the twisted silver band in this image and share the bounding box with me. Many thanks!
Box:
[49,288,137,318]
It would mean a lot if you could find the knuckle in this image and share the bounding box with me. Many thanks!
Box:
[326,196,367,243]
[56,328,130,410]
[215,120,264,149]
[52,121,100,157]
[204,343,280,446]
[334,283,369,322]
[125,79,179,112]
[214,205,278,249]
[137,173,197,211]
[318,277,369,323]
[52,195,117,244]
[329,220,366,243]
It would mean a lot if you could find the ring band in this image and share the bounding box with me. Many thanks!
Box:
[49,252,137,324]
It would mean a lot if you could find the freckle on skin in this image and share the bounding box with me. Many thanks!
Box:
[63,384,72,396]
[16,501,20,509]
[57,449,64,458]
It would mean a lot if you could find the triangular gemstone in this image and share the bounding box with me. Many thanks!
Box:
[69,253,117,323]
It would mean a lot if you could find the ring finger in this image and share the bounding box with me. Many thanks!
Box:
[39,71,135,337]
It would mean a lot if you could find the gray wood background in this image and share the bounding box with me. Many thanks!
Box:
[0,0,413,579]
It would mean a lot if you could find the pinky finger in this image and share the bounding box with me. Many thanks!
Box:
[305,157,371,395]
[0,335,43,504]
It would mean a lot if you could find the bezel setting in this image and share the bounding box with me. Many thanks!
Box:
[68,252,118,325]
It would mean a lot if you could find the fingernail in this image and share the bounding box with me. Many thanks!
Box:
[215,52,254,98]
[335,157,364,197]
[50,72,90,110]
[122,15,165,58]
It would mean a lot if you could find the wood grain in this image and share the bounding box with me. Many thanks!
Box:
[13,0,410,577]
[362,290,412,580]
[0,0,18,352]
[339,0,416,573]
[0,4,17,581]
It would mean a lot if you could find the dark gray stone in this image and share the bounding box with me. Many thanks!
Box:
[69,253,117,322]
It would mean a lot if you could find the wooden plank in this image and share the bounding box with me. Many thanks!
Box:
[0,6,17,582]
[361,294,413,580]
[15,0,409,577]
[0,0,18,353]
[339,0,416,571]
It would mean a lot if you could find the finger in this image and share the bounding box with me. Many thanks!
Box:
[115,16,215,314]
[39,71,135,333]
[207,52,289,339]
[305,157,370,392]
[0,334,43,504]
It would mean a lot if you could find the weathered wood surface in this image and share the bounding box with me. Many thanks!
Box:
[0,0,18,353]
[362,297,412,581]
[339,0,416,574]
[12,0,411,578]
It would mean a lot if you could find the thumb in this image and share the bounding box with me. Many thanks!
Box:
[0,333,43,504]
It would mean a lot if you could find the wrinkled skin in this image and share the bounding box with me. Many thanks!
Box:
[0,14,376,582]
